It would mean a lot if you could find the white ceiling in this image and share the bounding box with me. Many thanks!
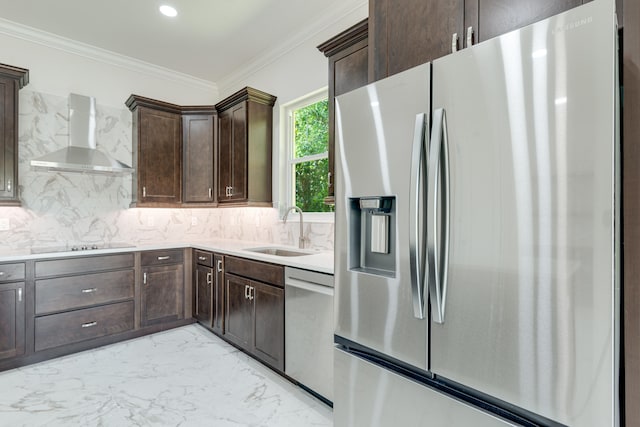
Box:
[0,0,365,84]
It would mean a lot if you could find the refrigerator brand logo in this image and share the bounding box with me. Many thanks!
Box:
[552,16,593,35]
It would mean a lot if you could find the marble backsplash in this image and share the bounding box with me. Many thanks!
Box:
[0,90,334,253]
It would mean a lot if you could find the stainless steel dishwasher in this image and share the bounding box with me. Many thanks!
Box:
[285,267,334,403]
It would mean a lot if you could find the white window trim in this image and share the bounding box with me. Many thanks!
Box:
[279,87,333,222]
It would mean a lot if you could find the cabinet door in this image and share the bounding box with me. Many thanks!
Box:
[212,254,225,335]
[0,282,25,360]
[217,110,232,201]
[0,76,17,203]
[475,0,582,43]
[138,107,182,204]
[194,264,213,327]
[230,103,248,202]
[183,114,215,203]
[370,0,464,81]
[252,281,284,371]
[224,273,252,349]
[141,263,184,326]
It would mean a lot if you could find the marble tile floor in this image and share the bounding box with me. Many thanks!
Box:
[0,325,333,426]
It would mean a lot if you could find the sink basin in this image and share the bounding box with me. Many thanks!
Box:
[245,247,313,257]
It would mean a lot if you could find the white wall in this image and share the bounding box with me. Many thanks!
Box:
[0,30,218,108]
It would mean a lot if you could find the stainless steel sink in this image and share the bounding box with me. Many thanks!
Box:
[245,247,313,257]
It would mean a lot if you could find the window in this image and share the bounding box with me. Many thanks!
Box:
[285,91,333,214]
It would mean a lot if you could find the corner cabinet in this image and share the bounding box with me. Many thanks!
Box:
[182,107,217,206]
[223,256,284,371]
[126,95,182,207]
[193,250,224,335]
[318,20,368,205]
[0,64,29,206]
[215,87,276,207]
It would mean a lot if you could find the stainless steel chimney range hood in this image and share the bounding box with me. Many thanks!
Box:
[30,93,134,175]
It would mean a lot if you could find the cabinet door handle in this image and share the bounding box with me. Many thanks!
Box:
[142,186,146,198]
[451,32,459,53]
[208,187,213,199]
[249,286,254,301]
[207,272,213,285]
[216,259,223,273]
[244,284,250,299]
[327,172,332,187]
[7,179,11,192]
[81,321,97,328]
[157,256,170,261]
[81,288,98,294]
[143,272,147,285]
[466,26,474,48]
[18,288,22,302]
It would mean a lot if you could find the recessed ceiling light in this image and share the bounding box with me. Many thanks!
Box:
[159,5,178,17]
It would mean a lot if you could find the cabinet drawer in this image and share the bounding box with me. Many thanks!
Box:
[35,301,134,351]
[194,250,213,267]
[141,249,184,266]
[36,253,134,278]
[0,263,25,282]
[35,270,134,315]
[225,256,284,287]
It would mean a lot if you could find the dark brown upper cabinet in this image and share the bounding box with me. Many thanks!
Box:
[182,106,217,206]
[126,95,182,207]
[317,19,368,205]
[215,87,276,207]
[0,64,29,206]
[370,0,589,82]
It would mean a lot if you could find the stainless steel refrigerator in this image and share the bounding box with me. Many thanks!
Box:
[334,0,620,426]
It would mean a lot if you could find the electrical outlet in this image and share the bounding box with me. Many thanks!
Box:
[0,218,9,231]
[191,216,198,226]
[147,216,155,227]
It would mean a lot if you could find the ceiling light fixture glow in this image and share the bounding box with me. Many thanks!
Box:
[159,5,178,17]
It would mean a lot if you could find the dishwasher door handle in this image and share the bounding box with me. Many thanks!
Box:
[285,277,334,296]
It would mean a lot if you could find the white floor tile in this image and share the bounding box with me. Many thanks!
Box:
[0,325,333,427]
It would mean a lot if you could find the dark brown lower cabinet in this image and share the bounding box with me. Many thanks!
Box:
[194,263,213,326]
[225,274,253,348]
[224,272,284,371]
[0,281,25,360]
[141,263,184,326]
[212,254,225,335]
[252,281,284,370]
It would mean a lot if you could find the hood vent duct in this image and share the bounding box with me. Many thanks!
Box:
[30,93,134,175]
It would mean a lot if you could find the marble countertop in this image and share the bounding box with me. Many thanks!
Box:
[0,239,334,274]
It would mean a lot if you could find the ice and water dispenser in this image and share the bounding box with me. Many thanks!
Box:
[348,196,396,277]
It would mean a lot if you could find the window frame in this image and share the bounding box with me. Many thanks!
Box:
[282,88,333,221]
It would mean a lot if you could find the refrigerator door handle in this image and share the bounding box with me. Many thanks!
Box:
[427,108,450,324]
[409,112,428,319]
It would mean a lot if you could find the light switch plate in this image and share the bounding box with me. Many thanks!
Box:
[0,218,9,231]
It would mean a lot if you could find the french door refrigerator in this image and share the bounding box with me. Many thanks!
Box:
[333,0,619,426]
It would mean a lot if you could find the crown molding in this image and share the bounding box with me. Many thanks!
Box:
[0,17,218,94]
[216,0,368,96]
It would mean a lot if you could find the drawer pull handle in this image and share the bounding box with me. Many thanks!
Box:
[157,256,171,261]
[198,256,207,261]
[81,288,97,293]
[81,321,97,328]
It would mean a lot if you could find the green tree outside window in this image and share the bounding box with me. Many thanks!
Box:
[291,99,333,213]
